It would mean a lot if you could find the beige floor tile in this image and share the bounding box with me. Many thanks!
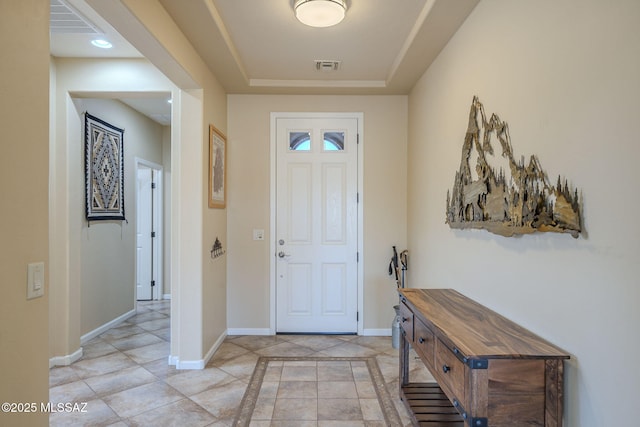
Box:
[71,352,137,379]
[49,366,81,388]
[263,363,283,382]
[318,398,363,421]
[351,336,395,353]
[277,381,318,398]
[228,335,290,352]
[141,358,181,379]
[270,422,317,427]
[317,342,380,358]
[286,335,350,351]
[255,341,316,358]
[272,398,317,421]
[82,339,119,360]
[164,366,236,396]
[84,366,157,397]
[250,397,276,421]
[351,363,371,381]
[281,365,317,381]
[99,324,146,342]
[49,380,97,405]
[359,398,385,421]
[102,381,184,418]
[151,327,171,341]
[190,379,247,419]
[209,351,259,380]
[110,332,164,351]
[125,310,168,324]
[48,398,119,427]
[124,341,170,364]
[318,361,353,381]
[354,380,376,398]
[136,318,171,332]
[318,422,365,427]
[127,398,215,427]
[258,381,279,399]
[210,342,251,363]
[318,381,358,399]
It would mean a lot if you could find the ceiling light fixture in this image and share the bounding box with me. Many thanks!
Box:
[91,39,112,49]
[294,0,347,28]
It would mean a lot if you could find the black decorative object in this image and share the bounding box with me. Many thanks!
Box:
[210,237,225,259]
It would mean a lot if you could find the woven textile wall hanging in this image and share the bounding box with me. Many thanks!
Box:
[85,113,125,222]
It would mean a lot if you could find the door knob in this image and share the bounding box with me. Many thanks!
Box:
[278,251,291,258]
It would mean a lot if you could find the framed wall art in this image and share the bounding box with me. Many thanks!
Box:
[209,125,227,209]
[85,112,125,221]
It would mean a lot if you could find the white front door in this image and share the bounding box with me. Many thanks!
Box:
[275,116,359,333]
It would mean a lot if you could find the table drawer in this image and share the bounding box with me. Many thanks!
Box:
[414,318,435,368]
[434,338,466,406]
[399,302,414,342]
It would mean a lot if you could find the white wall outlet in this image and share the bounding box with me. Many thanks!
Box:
[27,262,45,300]
[253,229,265,241]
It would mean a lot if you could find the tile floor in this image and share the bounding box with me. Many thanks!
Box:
[49,300,432,426]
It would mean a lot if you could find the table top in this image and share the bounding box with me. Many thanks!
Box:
[399,288,570,360]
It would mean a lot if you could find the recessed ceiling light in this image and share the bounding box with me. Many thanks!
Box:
[91,39,112,49]
[167,99,172,104]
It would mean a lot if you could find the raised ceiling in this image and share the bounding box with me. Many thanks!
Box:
[50,0,479,120]
[158,0,480,94]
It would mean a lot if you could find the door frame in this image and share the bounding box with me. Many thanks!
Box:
[269,112,364,335]
[135,157,164,302]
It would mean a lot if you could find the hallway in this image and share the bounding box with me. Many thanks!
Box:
[49,301,428,426]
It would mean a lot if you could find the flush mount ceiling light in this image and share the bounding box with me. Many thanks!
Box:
[294,0,347,28]
[91,39,112,49]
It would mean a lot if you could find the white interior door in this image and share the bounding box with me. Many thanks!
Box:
[136,162,162,301]
[137,166,153,300]
[276,116,359,333]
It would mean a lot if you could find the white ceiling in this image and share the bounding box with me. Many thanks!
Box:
[50,0,479,122]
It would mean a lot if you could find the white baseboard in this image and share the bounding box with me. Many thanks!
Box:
[162,294,171,300]
[80,308,136,345]
[227,328,273,336]
[49,347,83,369]
[172,330,227,370]
[362,328,392,336]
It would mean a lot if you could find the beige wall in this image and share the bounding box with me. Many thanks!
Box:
[72,98,165,335]
[407,1,640,426]
[227,95,407,332]
[202,75,228,355]
[0,1,50,426]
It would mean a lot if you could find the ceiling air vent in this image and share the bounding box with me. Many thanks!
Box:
[314,60,341,72]
[50,0,100,34]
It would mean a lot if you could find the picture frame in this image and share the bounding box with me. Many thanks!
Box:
[209,125,227,208]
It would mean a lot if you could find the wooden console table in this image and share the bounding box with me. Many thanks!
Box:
[398,288,569,427]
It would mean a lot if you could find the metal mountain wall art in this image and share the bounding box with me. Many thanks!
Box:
[446,97,582,238]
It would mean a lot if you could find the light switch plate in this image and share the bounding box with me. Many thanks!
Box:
[27,262,45,300]
[253,229,265,241]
